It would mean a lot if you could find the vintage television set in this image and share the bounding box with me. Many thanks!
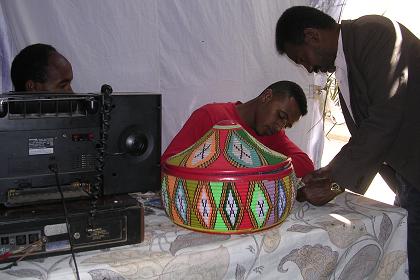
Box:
[0,86,160,262]
[0,87,161,206]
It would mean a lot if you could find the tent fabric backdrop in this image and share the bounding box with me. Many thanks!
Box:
[0,0,326,168]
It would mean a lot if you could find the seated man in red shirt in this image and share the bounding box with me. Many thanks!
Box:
[162,80,314,178]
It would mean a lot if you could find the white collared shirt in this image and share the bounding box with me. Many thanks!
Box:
[335,31,354,121]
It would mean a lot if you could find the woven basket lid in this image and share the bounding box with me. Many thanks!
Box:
[163,120,292,179]
[161,120,297,234]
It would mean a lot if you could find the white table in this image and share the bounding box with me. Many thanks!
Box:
[0,191,408,280]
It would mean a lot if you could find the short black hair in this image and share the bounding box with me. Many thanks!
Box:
[11,43,57,91]
[276,6,336,54]
[267,80,307,116]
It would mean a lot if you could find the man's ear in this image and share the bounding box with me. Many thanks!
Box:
[260,88,273,103]
[25,80,45,91]
[303,28,321,45]
[25,80,36,91]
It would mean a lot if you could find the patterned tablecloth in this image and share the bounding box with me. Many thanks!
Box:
[0,192,408,280]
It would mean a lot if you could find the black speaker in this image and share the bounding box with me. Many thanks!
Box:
[103,94,161,195]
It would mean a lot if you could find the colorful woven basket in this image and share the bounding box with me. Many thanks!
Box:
[161,121,299,234]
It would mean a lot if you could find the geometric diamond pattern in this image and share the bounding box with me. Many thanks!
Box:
[249,182,271,228]
[288,173,297,210]
[191,139,212,165]
[186,131,219,168]
[220,183,242,230]
[161,175,170,214]
[225,131,262,168]
[195,183,216,228]
[262,179,277,226]
[174,179,189,224]
[278,180,287,220]
[163,174,297,233]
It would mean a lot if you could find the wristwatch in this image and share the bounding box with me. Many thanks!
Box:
[330,182,344,193]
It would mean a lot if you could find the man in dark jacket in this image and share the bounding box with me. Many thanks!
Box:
[276,6,420,279]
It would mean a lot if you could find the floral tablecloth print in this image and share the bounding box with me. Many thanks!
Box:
[0,192,408,280]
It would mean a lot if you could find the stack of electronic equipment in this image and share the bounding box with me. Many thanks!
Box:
[0,85,161,264]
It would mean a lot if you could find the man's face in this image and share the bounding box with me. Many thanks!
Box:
[283,29,336,74]
[33,51,73,92]
[254,90,302,136]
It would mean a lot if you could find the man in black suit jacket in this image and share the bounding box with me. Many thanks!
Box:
[276,6,420,279]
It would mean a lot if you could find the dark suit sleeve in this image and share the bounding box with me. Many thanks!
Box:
[329,16,409,193]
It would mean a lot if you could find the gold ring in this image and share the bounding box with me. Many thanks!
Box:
[330,182,342,193]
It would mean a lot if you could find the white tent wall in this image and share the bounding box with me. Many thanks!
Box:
[0,0,339,168]
[1,1,161,92]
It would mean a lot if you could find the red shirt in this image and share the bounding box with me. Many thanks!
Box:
[162,102,314,177]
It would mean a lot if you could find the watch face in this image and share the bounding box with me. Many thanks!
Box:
[330,182,343,193]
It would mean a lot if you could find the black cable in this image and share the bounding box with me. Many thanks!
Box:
[0,261,17,270]
[90,84,112,228]
[48,164,81,280]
